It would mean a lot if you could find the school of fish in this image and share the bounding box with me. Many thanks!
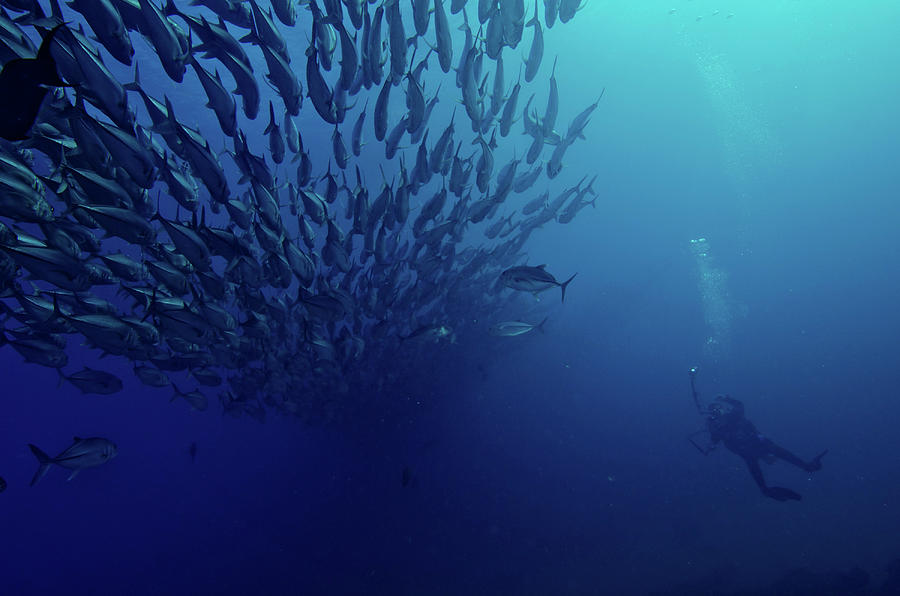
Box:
[0,0,601,428]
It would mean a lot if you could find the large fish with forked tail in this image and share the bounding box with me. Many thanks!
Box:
[28,437,118,486]
[500,265,577,302]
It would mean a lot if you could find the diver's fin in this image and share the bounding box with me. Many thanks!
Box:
[765,486,802,502]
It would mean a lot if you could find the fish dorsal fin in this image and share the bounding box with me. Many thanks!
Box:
[537,264,547,269]
[73,436,82,442]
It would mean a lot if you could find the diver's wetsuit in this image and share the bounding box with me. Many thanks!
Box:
[707,396,826,502]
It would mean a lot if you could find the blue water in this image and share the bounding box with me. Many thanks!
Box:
[2,1,900,594]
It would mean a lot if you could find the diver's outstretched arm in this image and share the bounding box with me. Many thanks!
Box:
[766,441,827,472]
[689,367,704,414]
[807,449,828,472]
[765,441,808,469]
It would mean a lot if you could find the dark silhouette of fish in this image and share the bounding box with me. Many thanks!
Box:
[189,442,197,463]
[0,24,67,141]
[0,475,6,493]
[27,437,117,486]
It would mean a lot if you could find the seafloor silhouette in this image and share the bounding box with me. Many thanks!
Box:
[651,555,900,595]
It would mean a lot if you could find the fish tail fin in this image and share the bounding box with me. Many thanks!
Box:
[527,0,540,26]
[27,444,53,486]
[124,61,142,92]
[239,31,261,47]
[163,0,182,17]
[36,23,62,60]
[264,101,277,134]
[47,0,64,24]
[537,317,548,333]
[35,23,67,85]
[559,272,577,303]
[41,293,64,330]
[8,0,41,22]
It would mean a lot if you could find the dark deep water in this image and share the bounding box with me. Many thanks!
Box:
[2,0,900,594]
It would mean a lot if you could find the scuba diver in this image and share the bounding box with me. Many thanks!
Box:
[688,367,828,502]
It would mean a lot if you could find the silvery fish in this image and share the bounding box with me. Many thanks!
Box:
[489,318,548,337]
[28,437,118,485]
[0,0,600,432]
[61,367,124,395]
[400,324,455,343]
[500,265,577,302]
